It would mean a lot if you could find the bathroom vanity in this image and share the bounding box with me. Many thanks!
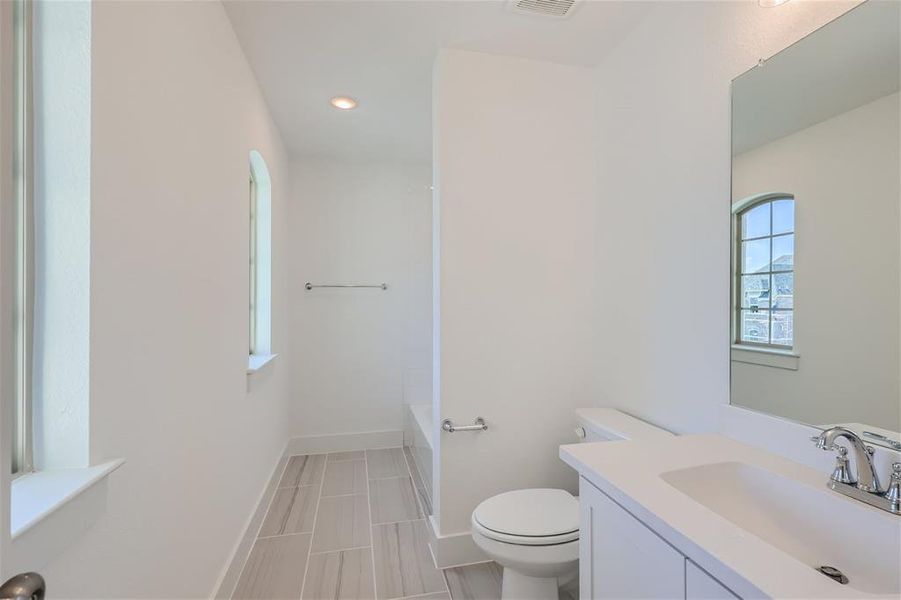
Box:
[561,5,900,598]
[560,434,901,600]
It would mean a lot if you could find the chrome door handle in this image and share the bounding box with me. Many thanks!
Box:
[0,572,45,600]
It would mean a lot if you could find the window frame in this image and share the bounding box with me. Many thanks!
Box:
[247,150,272,368]
[732,192,794,351]
[249,171,257,355]
[11,0,34,477]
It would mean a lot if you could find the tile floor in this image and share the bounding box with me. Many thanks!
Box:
[231,447,505,600]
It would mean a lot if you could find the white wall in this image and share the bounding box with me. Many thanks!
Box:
[36,2,291,597]
[732,92,900,430]
[590,0,860,435]
[289,157,432,437]
[433,49,597,534]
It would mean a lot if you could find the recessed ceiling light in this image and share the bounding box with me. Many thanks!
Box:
[759,0,789,6]
[330,96,357,110]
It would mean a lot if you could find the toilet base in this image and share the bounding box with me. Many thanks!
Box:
[471,527,578,600]
[501,568,561,600]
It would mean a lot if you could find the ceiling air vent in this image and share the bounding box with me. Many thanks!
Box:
[509,0,580,18]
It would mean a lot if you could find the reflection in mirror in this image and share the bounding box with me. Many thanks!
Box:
[730,1,901,450]
[735,194,795,348]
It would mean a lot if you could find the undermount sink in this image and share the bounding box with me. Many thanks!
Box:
[662,461,901,596]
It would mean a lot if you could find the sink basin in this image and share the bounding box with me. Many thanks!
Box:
[662,461,901,596]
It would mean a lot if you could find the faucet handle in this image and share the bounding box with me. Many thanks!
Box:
[810,434,833,451]
[885,463,901,506]
[829,446,856,485]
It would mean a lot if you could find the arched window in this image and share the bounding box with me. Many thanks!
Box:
[249,150,272,363]
[733,193,794,349]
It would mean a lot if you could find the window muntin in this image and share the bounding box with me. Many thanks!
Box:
[735,195,794,349]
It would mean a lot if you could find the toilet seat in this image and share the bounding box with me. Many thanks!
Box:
[472,488,579,546]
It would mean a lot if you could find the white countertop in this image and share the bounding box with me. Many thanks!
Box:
[560,433,900,599]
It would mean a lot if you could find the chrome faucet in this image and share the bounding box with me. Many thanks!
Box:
[812,427,881,492]
[812,426,901,515]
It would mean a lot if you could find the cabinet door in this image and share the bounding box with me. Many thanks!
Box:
[686,560,739,599]
[579,477,685,599]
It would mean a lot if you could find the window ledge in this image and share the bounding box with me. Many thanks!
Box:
[247,353,278,375]
[731,345,799,370]
[11,459,125,538]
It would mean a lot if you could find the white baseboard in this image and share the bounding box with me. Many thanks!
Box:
[285,429,403,456]
[426,515,488,569]
[212,447,288,599]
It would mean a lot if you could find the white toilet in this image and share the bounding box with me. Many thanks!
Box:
[470,409,672,600]
[471,488,579,600]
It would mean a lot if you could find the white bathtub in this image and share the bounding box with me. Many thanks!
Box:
[409,403,433,448]
[404,404,433,514]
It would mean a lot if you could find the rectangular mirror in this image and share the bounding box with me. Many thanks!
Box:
[730,1,901,450]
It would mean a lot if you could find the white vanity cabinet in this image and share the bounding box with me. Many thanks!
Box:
[579,477,740,599]
[579,477,684,599]
[686,560,739,599]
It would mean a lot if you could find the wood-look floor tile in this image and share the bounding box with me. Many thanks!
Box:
[259,485,318,537]
[401,594,450,600]
[369,477,423,524]
[322,460,367,497]
[443,562,502,600]
[366,447,408,479]
[404,447,424,488]
[402,448,433,516]
[371,520,445,599]
[232,534,311,599]
[328,450,365,462]
[414,485,433,516]
[280,454,327,488]
[302,547,375,600]
[312,494,371,553]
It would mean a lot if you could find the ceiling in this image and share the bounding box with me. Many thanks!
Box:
[732,0,899,155]
[223,0,653,162]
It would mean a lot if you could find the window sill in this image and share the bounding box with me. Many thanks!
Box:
[247,353,278,375]
[11,459,124,538]
[731,345,799,370]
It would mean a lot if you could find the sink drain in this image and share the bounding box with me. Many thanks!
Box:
[816,566,849,585]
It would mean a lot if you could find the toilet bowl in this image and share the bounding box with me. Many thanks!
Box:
[471,488,579,600]
[470,409,674,599]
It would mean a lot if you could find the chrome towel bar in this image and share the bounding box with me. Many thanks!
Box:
[305,283,387,290]
[442,417,487,433]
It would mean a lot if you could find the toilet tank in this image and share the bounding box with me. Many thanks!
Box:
[574,408,673,443]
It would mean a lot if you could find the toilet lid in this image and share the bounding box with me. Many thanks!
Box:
[473,489,579,539]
